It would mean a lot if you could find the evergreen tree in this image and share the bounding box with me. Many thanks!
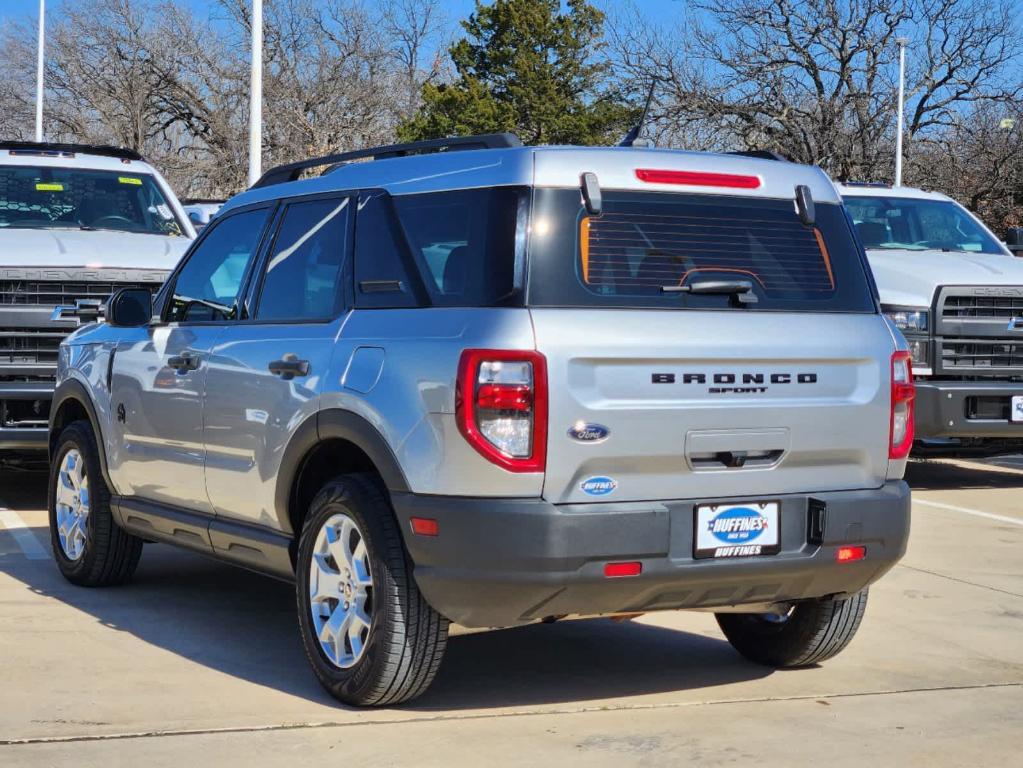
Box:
[398,0,635,145]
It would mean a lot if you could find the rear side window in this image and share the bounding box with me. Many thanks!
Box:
[528,189,876,312]
[354,187,526,308]
[255,197,350,321]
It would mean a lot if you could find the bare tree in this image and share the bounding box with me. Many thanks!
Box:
[609,0,1021,182]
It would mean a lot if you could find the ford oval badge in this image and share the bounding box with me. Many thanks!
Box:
[568,422,610,443]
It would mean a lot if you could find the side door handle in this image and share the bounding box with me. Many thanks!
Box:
[167,352,201,372]
[268,354,310,380]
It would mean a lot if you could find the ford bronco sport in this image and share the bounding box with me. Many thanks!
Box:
[48,134,912,706]
[0,141,193,455]
[840,182,1023,456]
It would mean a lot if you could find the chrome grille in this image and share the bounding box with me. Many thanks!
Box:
[0,328,66,366]
[0,280,162,306]
[941,340,1023,370]
[941,294,1023,320]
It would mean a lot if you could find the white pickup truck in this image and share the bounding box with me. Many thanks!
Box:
[840,182,1023,456]
[0,141,193,454]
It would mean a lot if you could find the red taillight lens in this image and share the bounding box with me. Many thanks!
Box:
[889,351,915,459]
[410,517,439,537]
[456,349,548,472]
[836,545,866,563]
[635,168,762,189]
[604,561,643,578]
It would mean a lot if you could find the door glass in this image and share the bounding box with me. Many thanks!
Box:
[256,197,350,321]
[167,207,270,322]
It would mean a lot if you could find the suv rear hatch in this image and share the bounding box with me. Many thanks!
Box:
[526,180,897,504]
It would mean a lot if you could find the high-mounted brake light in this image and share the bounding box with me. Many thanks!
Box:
[456,349,548,472]
[889,351,916,459]
[635,168,762,189]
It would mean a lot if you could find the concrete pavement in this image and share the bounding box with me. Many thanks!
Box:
[1,458,1021,765]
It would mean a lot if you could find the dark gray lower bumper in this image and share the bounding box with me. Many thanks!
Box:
[392,481,911,628]
[0,383,52,450]
[915,380,1023,440]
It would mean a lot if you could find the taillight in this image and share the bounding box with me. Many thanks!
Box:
[890,351,915,459]
[456,349,548,472]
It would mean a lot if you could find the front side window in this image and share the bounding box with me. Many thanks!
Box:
[166,208,270,322]
[844,196,1003,255]
[0,165,185,236]
[255,197,350,321]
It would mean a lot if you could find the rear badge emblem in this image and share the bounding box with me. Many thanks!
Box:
[580,476,617,496]
[568,422,610,443]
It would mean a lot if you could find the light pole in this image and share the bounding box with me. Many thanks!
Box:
[247,0,263,187]
[894,36,908,187]
[35,0,45,142]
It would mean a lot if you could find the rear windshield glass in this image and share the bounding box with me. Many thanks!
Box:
[843,195,1003,255]
[527,189,876,312]
[0,165,185,236]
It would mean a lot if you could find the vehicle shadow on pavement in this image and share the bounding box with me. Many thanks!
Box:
[3,473,771,711]
[906,458,1023,491]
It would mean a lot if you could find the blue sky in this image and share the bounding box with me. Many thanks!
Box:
[0,1,682,29]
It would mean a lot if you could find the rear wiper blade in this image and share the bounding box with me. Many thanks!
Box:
[661,279,759,304]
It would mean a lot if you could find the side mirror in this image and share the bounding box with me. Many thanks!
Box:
[1005,227,1023,256]
[107,287,153,327]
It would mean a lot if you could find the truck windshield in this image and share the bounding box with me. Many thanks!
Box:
[0,166,185,236]
[844,196,1003,255]
[527,189,876,312]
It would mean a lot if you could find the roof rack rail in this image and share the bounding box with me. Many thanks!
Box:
[251,133,523,190]
[728,149,789,162]
[841,181,891,188]
[0,141,144,162]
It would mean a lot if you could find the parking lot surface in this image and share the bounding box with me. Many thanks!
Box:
[2,459,1022,766]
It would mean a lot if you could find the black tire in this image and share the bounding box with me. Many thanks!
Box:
[295,474,448,706]
[48,420,143,586]
[716,589,869,668]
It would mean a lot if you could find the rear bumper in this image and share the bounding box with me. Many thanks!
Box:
[914,379,1023,444]
[0,382,51,450]
[392,481,911,628]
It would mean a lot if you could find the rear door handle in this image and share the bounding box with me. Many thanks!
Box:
[269,354,310,380]
[167,353,201,372]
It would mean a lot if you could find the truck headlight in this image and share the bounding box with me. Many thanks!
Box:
[883,306,930,369]
[883,306,929,334]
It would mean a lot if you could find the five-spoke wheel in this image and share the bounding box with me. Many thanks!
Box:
[309,513,374,669]
[54,448,90,561]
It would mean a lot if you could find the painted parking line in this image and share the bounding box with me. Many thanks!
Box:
[0,508,49,559]
[914,498,1023,527]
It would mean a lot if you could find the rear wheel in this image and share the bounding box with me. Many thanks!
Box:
[715,589,869,667]
[48,420,143,586]
[295,474,448,706]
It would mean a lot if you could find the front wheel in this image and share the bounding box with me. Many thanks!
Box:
[48,420,143,586]
[716,589,869,667]
[295,474,448,706]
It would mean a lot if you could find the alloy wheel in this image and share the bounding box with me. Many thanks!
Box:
[54,448,90,561]
[308,512,374,669]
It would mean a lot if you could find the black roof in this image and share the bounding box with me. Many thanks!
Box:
[0,141,145,162]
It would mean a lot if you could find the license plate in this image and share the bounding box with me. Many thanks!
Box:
[1012,396,1023,423]
[694,501,780,559]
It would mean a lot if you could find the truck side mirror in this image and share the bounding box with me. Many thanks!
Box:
[1006,227,1023,256]
[107,287,153,327]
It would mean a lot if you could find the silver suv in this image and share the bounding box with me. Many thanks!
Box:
[47,134,913,706]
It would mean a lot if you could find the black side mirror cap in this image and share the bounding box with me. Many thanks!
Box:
[107,287,153,327]
[1006,227,1023,256]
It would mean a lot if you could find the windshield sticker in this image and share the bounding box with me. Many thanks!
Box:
[35,182,64,192]
[118,176,143,185]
